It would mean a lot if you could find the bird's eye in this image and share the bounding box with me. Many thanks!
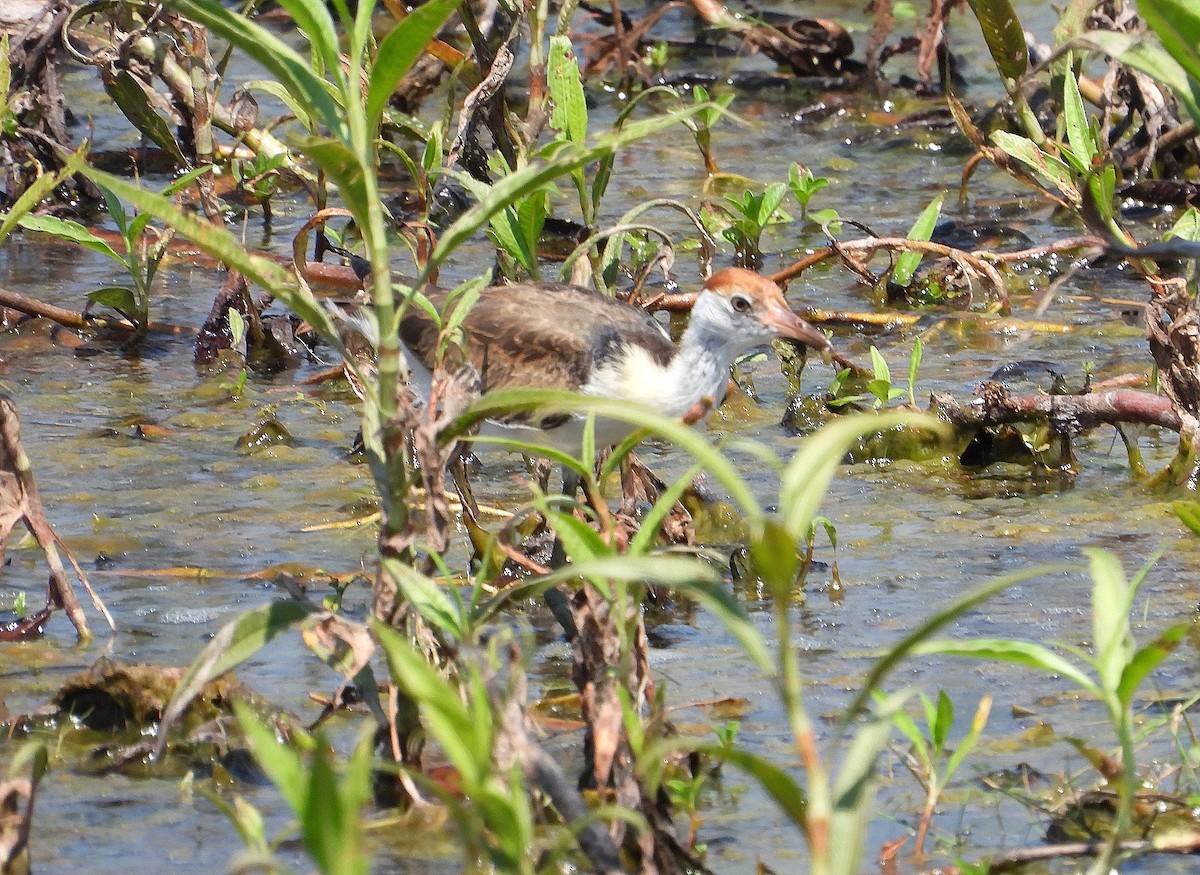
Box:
[731,294,752,313]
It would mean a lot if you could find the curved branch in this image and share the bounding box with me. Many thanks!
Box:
[931,388,1181,433]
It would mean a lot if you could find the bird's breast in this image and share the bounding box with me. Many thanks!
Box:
[582,342,704,417]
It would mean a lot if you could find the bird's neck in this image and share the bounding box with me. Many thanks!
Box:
[661,307,740,416]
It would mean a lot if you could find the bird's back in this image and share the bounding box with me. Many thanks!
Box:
[399,282,676,394]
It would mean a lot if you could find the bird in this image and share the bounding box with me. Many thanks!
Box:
[396,267,832,454]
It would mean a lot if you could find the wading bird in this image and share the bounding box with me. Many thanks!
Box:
[397,267,832,454]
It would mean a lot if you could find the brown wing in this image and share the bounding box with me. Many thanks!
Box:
[400,282,676,393]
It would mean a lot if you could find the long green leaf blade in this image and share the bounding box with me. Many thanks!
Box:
[1139,0,1200,84]
[1061,60,1096,173]
[235,702,308,813]
[892,194,942,287]
[915,638,1099,695]
[990,131,1079,199]
[157,600,315,756]
[447,387,764,518]
[428,108,707,271]
[548,35,588,143]
[366,0,462,131]
[0,149,88,245]
[17,214,124,262]
[965,0,1029,81]
[104,69,187,163]
[841,562,1079,723]
[1116,623,1187,708]
[1086,548,1132,695]
[780,411,944,542]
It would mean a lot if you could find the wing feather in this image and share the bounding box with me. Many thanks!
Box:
[400,282,676,395]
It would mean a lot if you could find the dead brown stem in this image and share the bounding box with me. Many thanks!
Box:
[0,285,189,337]
[981,834,1200,873]
[0,396,113,641]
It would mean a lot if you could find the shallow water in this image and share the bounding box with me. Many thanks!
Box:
[4,1,1200,872]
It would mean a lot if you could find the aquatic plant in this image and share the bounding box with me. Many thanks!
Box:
[3,0,1200,873]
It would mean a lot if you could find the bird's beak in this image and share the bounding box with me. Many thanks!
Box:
[764,303,831,350]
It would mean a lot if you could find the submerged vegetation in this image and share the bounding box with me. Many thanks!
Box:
[2,0,1200,872]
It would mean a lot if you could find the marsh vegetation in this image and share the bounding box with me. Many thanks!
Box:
[3,0,1200,873]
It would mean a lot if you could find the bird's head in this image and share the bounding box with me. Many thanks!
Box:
[698,268,831,353]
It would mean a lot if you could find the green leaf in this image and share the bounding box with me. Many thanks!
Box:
[78,168,344,351]
[710,746,807,829]
[1165,209,1200,244]
[758,183,788,224]
[270,0,341,82]
[808,207,842,229]
[97,185,127,235]
[167,0,346,138]
[866,379,891,403]
[373,621,489,790]
[228,307,247,346]
[243,78,319,130]
[1086,548,1132,695]
[156,600,315,757]
[751,517,801,602]
[301,138,374,239]
[161,164,216,199]
[301,738,368,875]
[931,690,954,752]
[517,186,549,256]
[428,108,708,272]
[542,507,609,564]
[873,343,892,381]
[7,740,48,782]
[628,463,704,556]
[678,578,774,675]
[1173,499,1200,535]
[780,411,943,542]
[366,0,462,132]
[841,561,1079,723]
[1116,623,1187,709]
[915,638,1100,696]
[235,702,307,813]
[103,69,186,164]
[787,162,829,207]
[965,0,1028,82]
[422,122,444,173]
[1061,59,1096,174]
[990,131,1079,199]
[476,553,720,627]
[0,35,10,109]
[446,387,764,518]
[907,336,923,405]
[548,35,588,143]
[490,205,539,275]
[380,557,463,639]
[830,691,909,875]
[0,150,87,246]
[890,706,926,751]
[18,214,124,263]
[893,195,943,287]
[943,694,992,783]
[302,743,345,874]
[1139,0,1200,84]
[87,286,139,318]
